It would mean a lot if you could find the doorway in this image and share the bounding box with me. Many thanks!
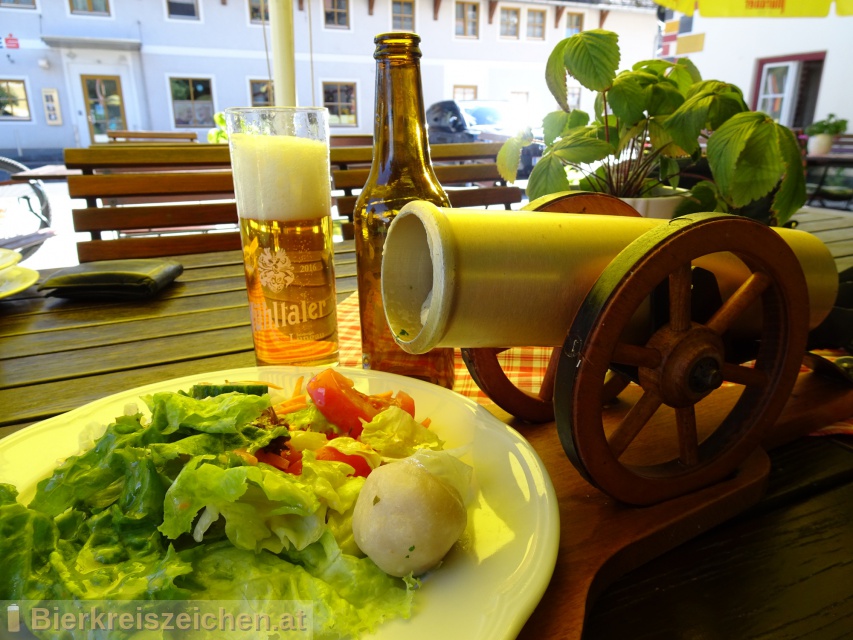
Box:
[80,75,127,143]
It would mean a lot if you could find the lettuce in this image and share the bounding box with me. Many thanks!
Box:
[159,454,365,555]
[359,406,444,458]
[0,387,419,639]
[144,391,270,435]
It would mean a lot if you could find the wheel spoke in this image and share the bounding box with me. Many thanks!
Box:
[602,370,631,403]
[538,347,561,401]
[611,342,662,369]
[669,264,693,332]
[721,362,769,388]
[706,271,772,335]
[608,391,662,458]
[675,406,700,466]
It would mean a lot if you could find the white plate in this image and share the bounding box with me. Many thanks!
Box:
[0,265,39,299]
[0,248,22,272]
[0,366,560,640]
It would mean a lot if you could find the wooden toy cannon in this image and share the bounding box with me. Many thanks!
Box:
[380,193,852,507]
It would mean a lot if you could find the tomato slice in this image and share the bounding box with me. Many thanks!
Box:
[306,369,379,437]
[306,368,418,438]
[315,446,373,477]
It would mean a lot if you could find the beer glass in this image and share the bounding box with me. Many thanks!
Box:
[225,107,338,366]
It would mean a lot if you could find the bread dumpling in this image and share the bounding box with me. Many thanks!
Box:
[353,452,469,577]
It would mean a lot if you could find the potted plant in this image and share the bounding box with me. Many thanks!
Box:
[805,113,848,155]
[497,29,806,226]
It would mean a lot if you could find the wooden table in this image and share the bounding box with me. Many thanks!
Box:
[2,230,853,639]
[805,154,853,208]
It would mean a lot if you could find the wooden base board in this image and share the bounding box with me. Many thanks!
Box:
[509,370,853,639]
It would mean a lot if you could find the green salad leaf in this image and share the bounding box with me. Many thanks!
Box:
[0,385,419,639]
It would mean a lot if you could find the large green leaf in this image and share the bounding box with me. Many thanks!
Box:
[665,81,746,154]
[551,129,614,164]
[563,30,620,92]
[646,81,686,117]
[526,153,571,201]
[632,59,674,75]
[543,110,571,145]
[770,124,807,225]
[497,135,524,183]
[708,112,784,208]
[668,58,703,90]
[568,108,590,129]
[608,73,647,126]
[545,39,571,111]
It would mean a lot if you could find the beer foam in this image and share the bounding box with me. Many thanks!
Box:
[230,133,332,221]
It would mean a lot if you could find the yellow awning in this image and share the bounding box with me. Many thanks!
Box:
[656,0,852,17]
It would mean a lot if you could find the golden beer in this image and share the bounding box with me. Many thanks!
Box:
[227,107,338,366]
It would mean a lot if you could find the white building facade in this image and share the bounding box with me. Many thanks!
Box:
[657,8,852,131]
[0,0,659,160]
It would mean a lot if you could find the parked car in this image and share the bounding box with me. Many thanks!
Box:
[426,100,544,178]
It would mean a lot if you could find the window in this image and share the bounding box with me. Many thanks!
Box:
[324,0,349,28]
[500,8,519,39]
[566,12,583,37]
[70,0,109,15]
[170,77,214,127]
[453,85,477,100]
[323,82,356,126]
[751,52,824,129]
[1,0,37,8]
[527,9,545,40]
[455,2,478,38]
[392,0,414,31]
[167,0,198,19]
[567,87,581,110]
[0,80,30,119]
[249,0,269,23]
[250,79,273,107]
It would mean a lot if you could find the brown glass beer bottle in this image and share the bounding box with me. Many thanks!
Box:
[353,32,455,388]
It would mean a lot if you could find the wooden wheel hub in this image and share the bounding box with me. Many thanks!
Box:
[639,324,725,408]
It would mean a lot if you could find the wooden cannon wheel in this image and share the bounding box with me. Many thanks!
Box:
[462,192,640,423]
[554,213,810,506]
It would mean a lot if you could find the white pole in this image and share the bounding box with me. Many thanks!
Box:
[269,0,297,106]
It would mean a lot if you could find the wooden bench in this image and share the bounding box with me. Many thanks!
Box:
[63,141,523,261]
[106,130,198,143]
[330,141,523,238]
[806,134,853,209]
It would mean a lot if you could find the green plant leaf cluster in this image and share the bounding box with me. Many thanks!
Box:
[497,29,806,225]
[805,113,848,136]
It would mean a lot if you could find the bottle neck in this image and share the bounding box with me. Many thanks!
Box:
[372,55,433,175]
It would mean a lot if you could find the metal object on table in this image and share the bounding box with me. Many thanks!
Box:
[380,195,844,505]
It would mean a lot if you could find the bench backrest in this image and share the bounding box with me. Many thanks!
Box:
[106,130,198,143]
[64,141,521,261]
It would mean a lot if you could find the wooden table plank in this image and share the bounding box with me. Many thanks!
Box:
[0,351,258,430]
[1,325,256,388]
[0,290,250,336]
[0,306,252,359]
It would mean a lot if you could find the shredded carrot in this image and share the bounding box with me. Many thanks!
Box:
[274,394,309,415]
[291,376,305,398]
[373,390,394,399]
[233,448,259,465]
[420,417,432,428]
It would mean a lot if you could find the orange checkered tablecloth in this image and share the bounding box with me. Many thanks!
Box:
[336,292,555,405]
[335,293,853,435]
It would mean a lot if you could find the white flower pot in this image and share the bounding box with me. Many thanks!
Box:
[807,134,834,156]
[619,187,689,219]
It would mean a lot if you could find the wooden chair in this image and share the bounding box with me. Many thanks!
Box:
[106,130,199,143]
[64,145,238,262]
